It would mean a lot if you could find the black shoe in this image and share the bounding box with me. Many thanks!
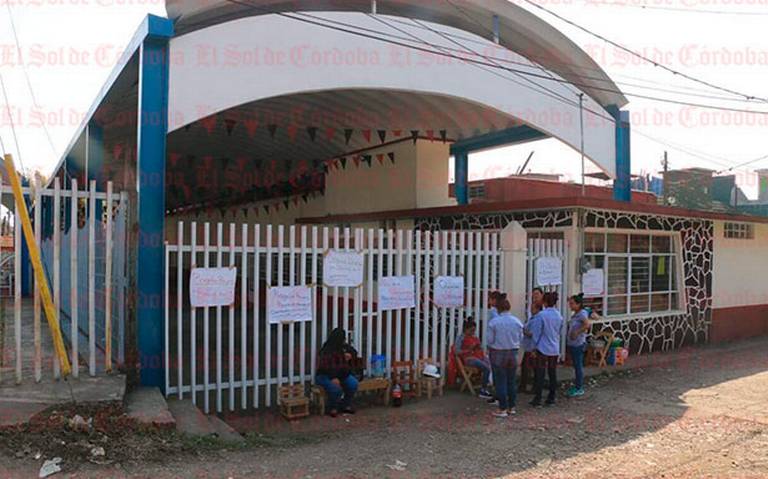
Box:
[545,399,556,407]
[529,400,542,408]
[342,407,356,415]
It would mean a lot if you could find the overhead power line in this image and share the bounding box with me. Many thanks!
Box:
[519,0,768,103]
[590,2,768,16]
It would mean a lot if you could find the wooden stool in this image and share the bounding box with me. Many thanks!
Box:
[279,384,310,420]
[416,358,444,399]
[310,386,327,415]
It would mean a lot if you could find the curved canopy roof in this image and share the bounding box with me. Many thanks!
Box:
[165,0,627,109]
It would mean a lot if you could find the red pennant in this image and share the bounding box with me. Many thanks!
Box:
[287,124,299,141]
[353,156,361,168]
[362,130,372,143]
[377,154,385,165]
[293,196,300,206]
[201,116,217,135]
[274,202,281,212]
[244,118,260,138]
[426,130,435,142]
[325,127,336,141]
[392,130,402,137]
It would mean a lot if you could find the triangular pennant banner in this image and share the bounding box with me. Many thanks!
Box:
[411,130,419,144]
[325,127,336,141]
[377,130,387,144]
[393,130,402,137]
[388,152,396,164]
[362,130,372,143]
[377,154,385,165]
[340,157,347,169]
[201,116,217,135]
[224,119,237,136]
[302,194,309,203]
[283,200,290,209]
[439,130,448,143]
[307,126,318,142]
[293,196,300,206]
[242,208,249,217]
[426,130,435,142]
[353,156,361,168]
[344,129,354,145]
[363,155,372,167]
[263,205,270,214]
[268,124,278,139]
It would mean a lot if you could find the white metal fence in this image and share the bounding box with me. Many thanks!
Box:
[526,238,570,357]
[165,223,503,413]
[0,178,128,384]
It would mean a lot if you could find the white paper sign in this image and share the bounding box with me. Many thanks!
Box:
[323,250,364,287]
[267,286,314,324]
[536,257,563,286]
[378,276,416,311]
[434,276,465,308]
[190,267,237,308]
[583,268,605,296]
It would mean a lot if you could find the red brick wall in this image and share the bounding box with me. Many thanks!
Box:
[711,305,768,343]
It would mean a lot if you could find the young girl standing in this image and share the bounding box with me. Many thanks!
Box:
[566,294,591,398]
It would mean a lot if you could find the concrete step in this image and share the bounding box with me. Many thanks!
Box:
[166,398,244,443]
[125,387,175,430]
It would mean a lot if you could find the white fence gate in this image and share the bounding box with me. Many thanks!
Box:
[526,238,570,357]
[0,178,128,385]
[165,223,503,413]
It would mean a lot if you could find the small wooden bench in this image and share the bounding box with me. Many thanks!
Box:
[311,377,391,414]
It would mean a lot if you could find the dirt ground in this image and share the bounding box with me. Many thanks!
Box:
[2,337,768,479]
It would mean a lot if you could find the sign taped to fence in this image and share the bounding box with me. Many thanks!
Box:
[378,276,416,311]
[323,250,364,288]
[583,268,605,296]
[536,257,563,286]
[267,285,314,324]
[434,276,465,308]
[190,267,237,308]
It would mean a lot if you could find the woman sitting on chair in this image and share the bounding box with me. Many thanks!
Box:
[316,328,358,417]
[458,319,493,400]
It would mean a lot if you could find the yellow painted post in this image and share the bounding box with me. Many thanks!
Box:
[3,154,71,376]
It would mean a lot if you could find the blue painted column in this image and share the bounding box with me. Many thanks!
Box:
[609,106,631,202]
[135,16,173,388]
[454,150,469,205]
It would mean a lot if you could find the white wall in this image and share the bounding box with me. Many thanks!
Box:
[712,220,768,308]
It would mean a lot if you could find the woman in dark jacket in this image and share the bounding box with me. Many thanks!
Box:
[316,328,359,417]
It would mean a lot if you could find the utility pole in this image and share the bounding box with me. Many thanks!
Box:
[662,151,669,205]
[579,93,585,197]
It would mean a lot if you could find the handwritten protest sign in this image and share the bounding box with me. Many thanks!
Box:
[267,285,314,324]
[583,268,605,296]
[434,276,465,308]
[323,250,364,287]
[536,257,563,287]
[378,276,416,311]
[190,267,237,308]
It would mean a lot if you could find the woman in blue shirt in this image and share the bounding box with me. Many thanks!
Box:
[529,292,563,407]
[487,297,524,417]
[566,294,591,398]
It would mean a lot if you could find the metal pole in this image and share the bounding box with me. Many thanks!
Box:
[579,94,586,196]
[372,0,377,14]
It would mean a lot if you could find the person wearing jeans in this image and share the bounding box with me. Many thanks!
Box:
[529,291,563,407]
[316,328,358,417]
[486,297,524,417]
[566,294,591,398]
[459,319,493,399]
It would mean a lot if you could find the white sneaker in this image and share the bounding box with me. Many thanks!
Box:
[507,408,517,416]
[487,399,499,407]
[492,410,509,418]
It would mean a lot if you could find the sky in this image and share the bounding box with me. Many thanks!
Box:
[1,0,767,197]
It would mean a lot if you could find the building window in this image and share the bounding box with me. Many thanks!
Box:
[724,222,754,240]
[469,184,486,199]
[583,231,682,318]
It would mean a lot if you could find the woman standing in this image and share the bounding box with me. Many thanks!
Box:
[529,292,563,407]
[316,328,359,417]
[520,287,544,393]
[487,297,524,417]
[566,294,591,398]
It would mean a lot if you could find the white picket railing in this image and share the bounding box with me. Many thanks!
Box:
[165,223,503,413]
[0,178,128,385]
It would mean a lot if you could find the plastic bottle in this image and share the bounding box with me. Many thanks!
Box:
[392,383,403,407]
